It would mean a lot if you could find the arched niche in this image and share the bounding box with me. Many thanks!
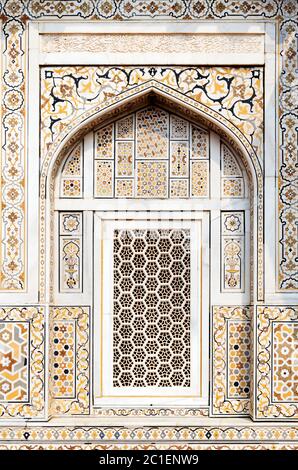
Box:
[41,87,262,412]
[40,86,262,305]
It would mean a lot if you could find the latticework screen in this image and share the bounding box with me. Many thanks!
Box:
[112,228,191,388]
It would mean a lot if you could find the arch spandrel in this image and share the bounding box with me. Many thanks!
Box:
[42,83,262,184]
[40,67,263,169]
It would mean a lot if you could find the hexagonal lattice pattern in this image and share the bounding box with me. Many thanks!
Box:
[113,229,191,388]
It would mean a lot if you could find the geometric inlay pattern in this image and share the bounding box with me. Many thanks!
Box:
[136,107,168,159]
[255,306,298,420]
[137,161,168,198]
[95,124,113,159]
[0,322,29,402]
[273,322,298,402]
[93,106,209,199]
[52,320,75,398]
[95,161,113,197]
[228,320,251,399]
[0,307,45,419]
[60,143,83,198]
[212,306,251,416]
[221,144,244,198]
[50,307,90,416]
[191,161,209,197]
[113,228,191,388]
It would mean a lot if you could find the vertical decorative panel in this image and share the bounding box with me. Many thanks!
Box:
[221,144,244,198]
[116,141,134,177]
[115,113,134,195]
[170,115,189,140]
[61,239,81,290]
[222,238,243,289]
[95,124,114,159]
[59,213,82,292]
[273,322,298,402]
[170,142,189,177]
[170,115,190,196]
[94,125,114,198]
[190,125,209,197]
[228,321,251,398]
[116,115,134,140]
[191,161,209,197]
[1,19,26,290]
[212,306,251,416]
[136,107,169,159]
[113,228,191,388]
[191,126,209,159]
[50,307,90,416]
[52,320,76,398]
[255,306,298,420]
[221,212,245,291]
[94,161,113,197]
[0,307,45,419]
[60,143,83,198]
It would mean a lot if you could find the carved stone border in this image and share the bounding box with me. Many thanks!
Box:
[50,306,90,416]
[255,305,298,420]
[1,443,298,450]
[211,306,252,416]
[0,306,45,419]
[0,423,298,443]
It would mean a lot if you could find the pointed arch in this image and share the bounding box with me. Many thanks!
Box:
[39,83,264,302]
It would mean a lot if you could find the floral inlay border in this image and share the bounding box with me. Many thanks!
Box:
[1,423,298,443]
[40,66,263,166]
